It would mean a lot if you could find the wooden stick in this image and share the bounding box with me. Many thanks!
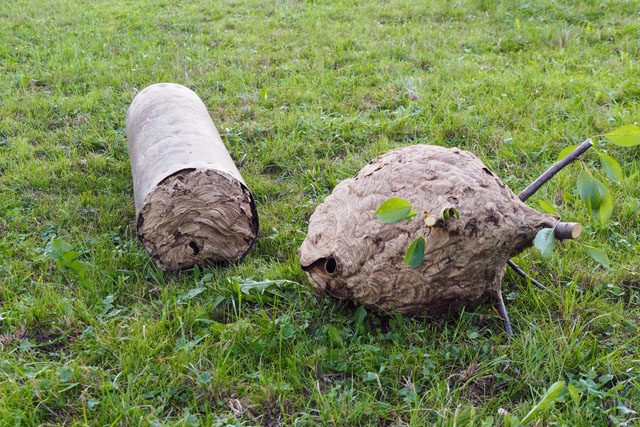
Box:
[424,215,437,227]
[507,141,592,296]
[554,222,582,240]
[495,291,513,336]
[507,260,547,290]
[518,139,593,202]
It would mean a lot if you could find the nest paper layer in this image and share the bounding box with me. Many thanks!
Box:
[299,145,557,316]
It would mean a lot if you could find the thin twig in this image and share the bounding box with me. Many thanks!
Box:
[507,260,546,290]
[518,138,593,202]
[507,140,594,295]
[495,291,513,336]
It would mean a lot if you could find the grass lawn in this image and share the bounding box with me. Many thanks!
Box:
[1,0,640,425]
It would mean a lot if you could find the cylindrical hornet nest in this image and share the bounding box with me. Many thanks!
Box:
[298,145,559,316]
[126,83,259,271]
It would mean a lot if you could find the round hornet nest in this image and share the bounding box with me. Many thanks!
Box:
[298,145,558,316]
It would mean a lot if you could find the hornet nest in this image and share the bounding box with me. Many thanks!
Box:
[298,144,582,319]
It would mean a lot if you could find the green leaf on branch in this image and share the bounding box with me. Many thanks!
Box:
[520,381,566,424]
[442,207,459,221]
[597,152,623,184]
[576,170,613,226]
[604,125,640,147]
[404,237,425,269]
[534,228,555,258]
[539,200,559,214]
[556,144,578,161]
[595,189,614,225]
[580,243,610,268]
[374,198,416,223]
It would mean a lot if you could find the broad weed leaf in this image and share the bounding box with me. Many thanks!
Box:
[520,381,566,424]
[354,305,367,326]
[46,238,74,261]
[581,244,610,268]
[45,238,87,280]
[567,384,581,404]
[327,325,343,346]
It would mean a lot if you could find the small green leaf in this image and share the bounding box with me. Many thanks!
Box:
[508,416,521,427]
[178,286,206,302]
[442,207,459,220]
[46,238,75,261]
[404,237,425,269]
[374,198,414,223]
[604,125,640,147]
[45,238,87,281]
[196,372,212,385]
[567,384,580,404]
[53,239,74,254]
[563,191,575,203]
[363,372,378,382]
[557,144,578,161]
[581,244,610,268]
[576,170,595,208]
[598,373,614,384]
[58,366,73,382]
[259,85,268,101]
[616,406,637,416]
[327,325,343,346]
[596,187,613,226]
[480,416,494,427]
[534,228,555,258]
[520,381,566,424]
[354,305,367,326]
[597,152,623,184]
[539,200,559,214]
[576,170,613,225]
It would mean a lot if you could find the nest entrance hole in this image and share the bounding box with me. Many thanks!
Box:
[325,257,337,274]
[189,241,200,255]
[302,256,338,275]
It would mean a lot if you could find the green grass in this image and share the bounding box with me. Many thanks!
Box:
[1,0,640,425]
